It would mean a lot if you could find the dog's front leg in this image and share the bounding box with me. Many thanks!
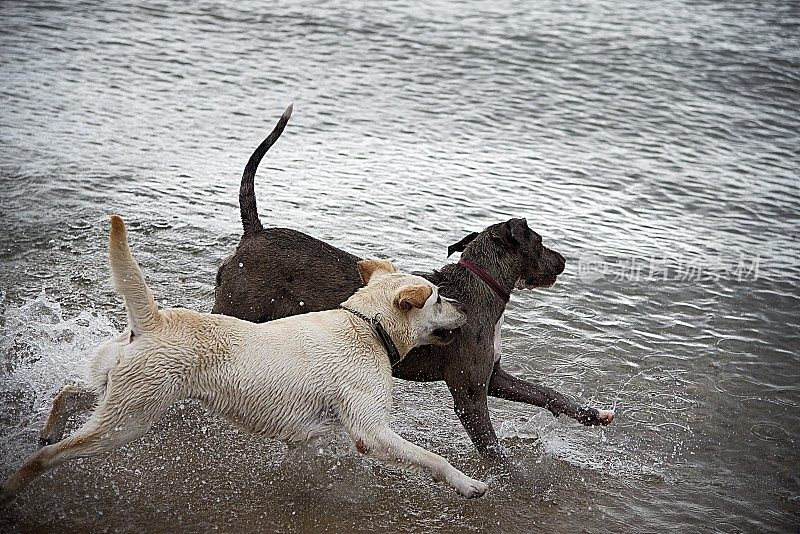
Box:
[487,363,614,426]
[443,359,510,464]
[353,426,488,498]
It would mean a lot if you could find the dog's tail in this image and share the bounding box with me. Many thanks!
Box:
[240,103,293,236]
[108,215,160,333]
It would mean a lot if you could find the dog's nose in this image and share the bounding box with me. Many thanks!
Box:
[556,252,566,275]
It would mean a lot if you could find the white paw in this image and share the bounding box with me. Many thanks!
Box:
[453,475,488,499]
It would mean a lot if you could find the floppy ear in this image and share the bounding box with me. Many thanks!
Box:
[357,259,398,285]
[447,232,480,257]
[393,284,433,312]
[492,218,529,249]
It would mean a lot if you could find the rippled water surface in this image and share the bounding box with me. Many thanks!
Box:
[1,1,798,532]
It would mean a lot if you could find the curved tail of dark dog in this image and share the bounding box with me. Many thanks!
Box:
[240,103,293,236]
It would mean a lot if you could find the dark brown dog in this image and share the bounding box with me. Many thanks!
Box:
[213,106,613,463]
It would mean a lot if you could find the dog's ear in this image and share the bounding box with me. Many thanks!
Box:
[357,259,398,285]
[394,284,433,312]
[492,218,529,249]
[511,218,531,243]
[447,232,480,257]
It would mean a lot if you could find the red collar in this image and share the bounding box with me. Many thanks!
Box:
[458,258,510,303]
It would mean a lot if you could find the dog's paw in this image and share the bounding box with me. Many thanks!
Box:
[485,443,513,465]
[577,407,615,426]
[453,475,488,499]
[596,409,615,425]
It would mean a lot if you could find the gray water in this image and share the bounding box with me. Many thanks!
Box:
[1,0,798,532]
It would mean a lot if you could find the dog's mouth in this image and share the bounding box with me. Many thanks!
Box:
[430,327,460,345]
[516,275,559,289]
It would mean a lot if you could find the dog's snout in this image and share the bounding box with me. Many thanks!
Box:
[555,252,566,275]
[454,300,468,315]
[542,247,565,276]
[444,297,468,317]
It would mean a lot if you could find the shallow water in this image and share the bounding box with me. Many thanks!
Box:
[1,0,798,532]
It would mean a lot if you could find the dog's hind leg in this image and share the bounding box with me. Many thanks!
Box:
[2,415,153,501]
[487,362,614,426]
[3,373,179,500]
[39,385,97,448]
[352,426,488,499]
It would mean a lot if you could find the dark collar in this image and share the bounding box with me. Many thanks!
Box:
[339,305,403,367]
[458,257,511,303]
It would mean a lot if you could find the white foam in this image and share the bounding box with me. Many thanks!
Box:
[496,415,671,482]
[0,292,118,462]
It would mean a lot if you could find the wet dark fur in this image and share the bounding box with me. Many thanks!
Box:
[213,106,611,462]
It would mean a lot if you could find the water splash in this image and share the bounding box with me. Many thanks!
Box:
[493,360,695,485]
[610,367,652,412]
[0,292,118,465]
